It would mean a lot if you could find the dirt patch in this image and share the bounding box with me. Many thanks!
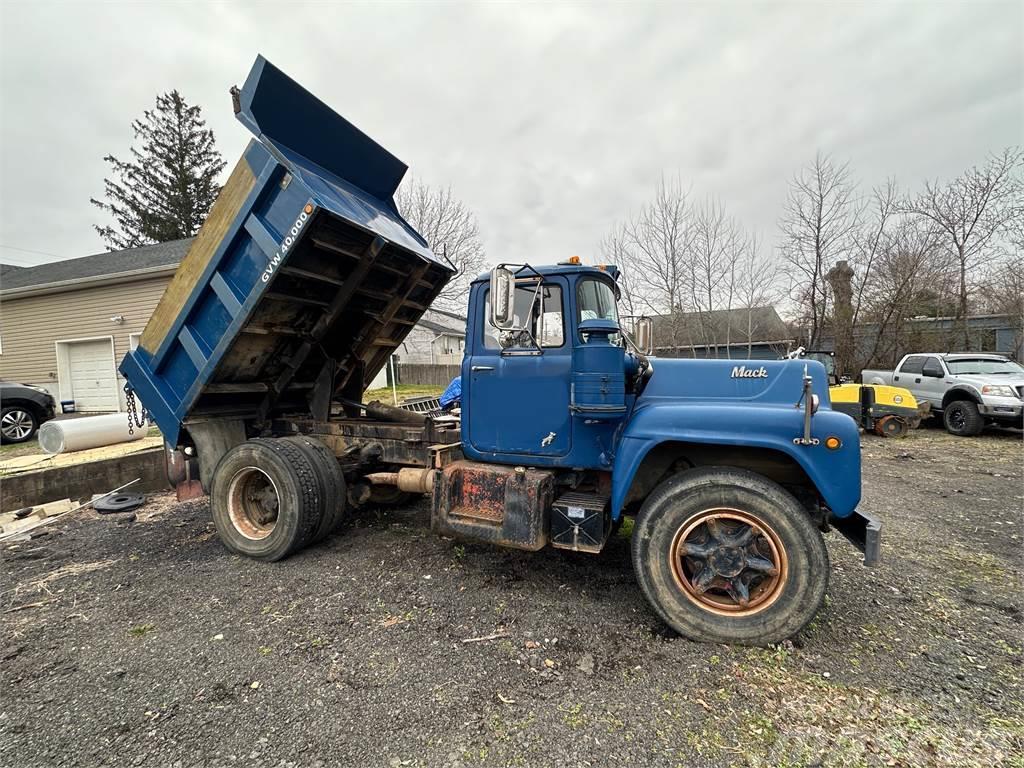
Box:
[1,430,1021,767]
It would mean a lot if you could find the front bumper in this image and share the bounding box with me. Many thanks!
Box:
[979,401,1023,425]
[830,508,881,566]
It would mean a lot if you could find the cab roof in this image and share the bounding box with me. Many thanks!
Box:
[941,353,1010,361]
[471,263,620,284]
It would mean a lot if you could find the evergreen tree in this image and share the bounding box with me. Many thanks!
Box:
[91,90,226,250]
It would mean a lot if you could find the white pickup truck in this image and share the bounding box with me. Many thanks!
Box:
[862,353,1024,436]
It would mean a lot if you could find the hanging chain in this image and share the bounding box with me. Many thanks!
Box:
[125,384,147,435]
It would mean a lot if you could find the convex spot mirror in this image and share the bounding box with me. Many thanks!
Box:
[621,315,654,355]
[489,266,516,330]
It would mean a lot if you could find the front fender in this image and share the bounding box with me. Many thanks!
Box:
[611,402,861,519]
[941,386,982,408]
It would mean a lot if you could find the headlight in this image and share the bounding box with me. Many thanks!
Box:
[25,384,50,395]
[982,384,1017,397]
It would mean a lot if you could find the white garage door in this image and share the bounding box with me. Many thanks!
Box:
[66,339,118,412]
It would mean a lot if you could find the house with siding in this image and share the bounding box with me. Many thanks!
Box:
[394,307,467,365]
[0,239,190,411]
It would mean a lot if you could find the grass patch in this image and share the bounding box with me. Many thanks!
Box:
[363,384,445,405]
[128,623,155,639]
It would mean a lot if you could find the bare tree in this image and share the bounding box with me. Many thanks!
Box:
[618,175,694,351]
[599,224,640,317]
[852,180,899,327]
[734,232,784,357]
[779,153,862,348]
[688,198,744,357]
[857,217,948,367]
[900,147,1021,347]
[395,177,485,313]
[977,206,1024,356]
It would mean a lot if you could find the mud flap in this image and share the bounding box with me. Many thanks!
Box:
[829,509,881,566]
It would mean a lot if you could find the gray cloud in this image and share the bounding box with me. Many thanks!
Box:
[1,1,1020,269]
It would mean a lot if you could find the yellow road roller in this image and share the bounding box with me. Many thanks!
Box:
[828,382,926,438]
[786,348,926,438]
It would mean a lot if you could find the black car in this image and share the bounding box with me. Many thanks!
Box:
[0,381,57,444]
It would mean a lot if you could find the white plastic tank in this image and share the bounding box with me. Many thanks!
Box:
[38,413,149,455]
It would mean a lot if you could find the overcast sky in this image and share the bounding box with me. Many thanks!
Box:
[0,1,1020,269]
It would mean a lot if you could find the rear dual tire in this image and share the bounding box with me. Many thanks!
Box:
[631,467,828,646]
[210,437,345,562]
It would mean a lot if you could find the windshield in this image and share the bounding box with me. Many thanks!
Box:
[945,358,1024,375]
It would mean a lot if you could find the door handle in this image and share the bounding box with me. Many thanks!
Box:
[915,377,921,383]
[471,365,494,372]
[894,375,899,381]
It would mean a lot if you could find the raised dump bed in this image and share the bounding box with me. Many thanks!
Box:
[121,57,453,449]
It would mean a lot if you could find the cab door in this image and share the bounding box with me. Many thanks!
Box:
[918,356,948,408]
[463,278,572,458]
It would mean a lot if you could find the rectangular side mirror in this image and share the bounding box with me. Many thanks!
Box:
[489,266,516,330]
[622,315,654,355]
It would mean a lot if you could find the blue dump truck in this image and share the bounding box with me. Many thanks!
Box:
[121,56,879,645]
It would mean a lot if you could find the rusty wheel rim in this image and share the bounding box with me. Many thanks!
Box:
[670,508,788,616]
[227,466,279,541]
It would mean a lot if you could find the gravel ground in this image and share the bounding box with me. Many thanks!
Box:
[2,428,1021,767]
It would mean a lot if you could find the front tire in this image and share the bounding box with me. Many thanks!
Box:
[943,401,984,437]
[0,406,38,444]
[631,467,829,646]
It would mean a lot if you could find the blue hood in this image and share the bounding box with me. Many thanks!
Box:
[638,357,833,409]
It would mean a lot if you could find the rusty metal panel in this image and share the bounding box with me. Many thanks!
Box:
[432,461,554,551]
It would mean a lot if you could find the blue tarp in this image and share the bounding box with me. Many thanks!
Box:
[439,376,462,409]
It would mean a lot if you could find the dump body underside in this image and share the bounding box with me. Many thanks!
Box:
[120,57,454,447]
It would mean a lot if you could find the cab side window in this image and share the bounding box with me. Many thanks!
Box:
[922,357,944,377]
[482,284,564,350]
[899,356,925,374]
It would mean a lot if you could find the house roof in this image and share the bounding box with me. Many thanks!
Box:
[0,263,25,281]
[418,307,466,336]
[652,306,792,350]
[0,238,192,294]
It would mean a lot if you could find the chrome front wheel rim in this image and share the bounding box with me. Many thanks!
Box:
[1,410,34,440]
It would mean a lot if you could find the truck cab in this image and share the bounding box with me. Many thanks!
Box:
[462,261,633,467]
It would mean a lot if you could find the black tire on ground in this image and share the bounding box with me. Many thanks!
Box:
[210,438,324,561]
[281,435,347,541]
[0,405,39,444]
[631,466,829,646]
[943,400,984,437]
